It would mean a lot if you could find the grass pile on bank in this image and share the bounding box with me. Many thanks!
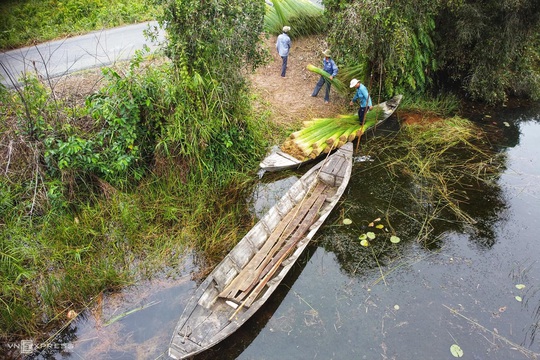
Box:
[0,53,269,340]
[264,0,326,37]
[281,108,385,160]
[0,0,155,50]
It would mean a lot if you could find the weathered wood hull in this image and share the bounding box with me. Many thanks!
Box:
[259,94,402,172]
[169,143,354,360]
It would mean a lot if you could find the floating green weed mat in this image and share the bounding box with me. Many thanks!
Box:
[366,115,504,241]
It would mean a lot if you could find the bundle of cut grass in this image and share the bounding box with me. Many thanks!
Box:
[265,0,325,37]
[307,64,347,95]
[281,107,386,160]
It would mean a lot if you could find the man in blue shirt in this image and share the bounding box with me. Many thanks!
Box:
[276,26,291,77]
[311,49,338,103]
[350,78,373,124]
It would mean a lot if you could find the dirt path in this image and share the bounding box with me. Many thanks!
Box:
[50,34,351,133]
[250,35,349,129]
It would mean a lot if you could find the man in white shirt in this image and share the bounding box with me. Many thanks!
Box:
[276,26,291,77]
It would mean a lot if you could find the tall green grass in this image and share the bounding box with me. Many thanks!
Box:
[0,0,156,50]
[399,93,460,118]
[0,53,270,339]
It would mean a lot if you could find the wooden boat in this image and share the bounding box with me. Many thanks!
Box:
[259,94,402,172]
[169,142,354,359]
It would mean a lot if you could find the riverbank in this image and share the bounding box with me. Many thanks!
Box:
[0,31,351,350]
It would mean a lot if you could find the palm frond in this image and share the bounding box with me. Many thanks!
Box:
[306,64,347,95]
[265,0,326,37]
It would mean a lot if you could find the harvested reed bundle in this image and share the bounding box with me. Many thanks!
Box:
[306,64,347,95]
[282,106,387,161]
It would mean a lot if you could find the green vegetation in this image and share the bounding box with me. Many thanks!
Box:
[324,0,540,103]
[0,49,270,338]
[0,0,155,50]
[307,63,347,95]
[398,93,460,118]
[264,0,326,37]
[282,108,385,160]
[0,0,274,340]
[364,116,503,243]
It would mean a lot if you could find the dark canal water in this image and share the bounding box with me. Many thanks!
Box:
[29,104,539,360]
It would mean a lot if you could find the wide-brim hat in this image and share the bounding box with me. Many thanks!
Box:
[282,26,291,33]
[350,78,360,88]
[323,49,331,57]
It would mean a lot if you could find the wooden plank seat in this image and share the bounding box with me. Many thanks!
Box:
[318,154,348,187]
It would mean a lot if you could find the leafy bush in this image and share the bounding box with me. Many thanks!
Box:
[0,53,269,339]
[0,0,272,342]
[324,0,540,103]
[325,0,439,98]
[435,0,540,103]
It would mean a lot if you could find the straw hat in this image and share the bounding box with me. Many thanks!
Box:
[282,26,291,33]
[323,49,331,57]
[350,79,360,88]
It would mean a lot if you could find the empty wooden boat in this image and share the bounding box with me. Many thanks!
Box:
[169,142,354,359]
[259,94,402,172]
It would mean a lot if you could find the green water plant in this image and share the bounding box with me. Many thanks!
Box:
[365,115,504,243]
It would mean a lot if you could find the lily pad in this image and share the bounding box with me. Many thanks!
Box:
[515,296,523,302]
[343,218,352,225]
[515,284,526,290]
[360,239,370,247]
[390,235,401,244]
[450,344,463,357]
[358,234,367,240]
[366,232,376,240]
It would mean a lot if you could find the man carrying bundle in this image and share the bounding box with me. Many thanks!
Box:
[311,49,338,103]
[349,78,373,124]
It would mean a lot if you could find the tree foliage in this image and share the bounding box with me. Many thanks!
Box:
[152,0,266,98]
[324,0,540,103]
[325,0,441,98]
[436,0,540,103]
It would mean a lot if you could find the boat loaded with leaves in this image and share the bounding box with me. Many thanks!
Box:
[259,94,402,172]
[169,142,354,359]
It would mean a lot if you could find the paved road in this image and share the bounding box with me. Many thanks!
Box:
[0,21,165,88]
